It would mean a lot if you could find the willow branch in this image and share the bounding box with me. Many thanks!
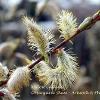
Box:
[0,10,100,96]
[28,10,100,69]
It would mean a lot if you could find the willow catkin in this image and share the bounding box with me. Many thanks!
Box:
[0,39,20,59]
[0,63,9,81]
[0,88,16,100]
[22,16,55,62]
[56,10,77,40]
[33,50,79,90]
[7,67,31,93]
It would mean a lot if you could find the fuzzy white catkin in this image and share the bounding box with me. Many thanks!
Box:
[0,63,9,81]
[23,16,47,53]
[56,10,77,40]
[34,50,79,90]
[31,82,40,92]
[22,16,55,62]
[0,88,16,100]
[7,67,31,93]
